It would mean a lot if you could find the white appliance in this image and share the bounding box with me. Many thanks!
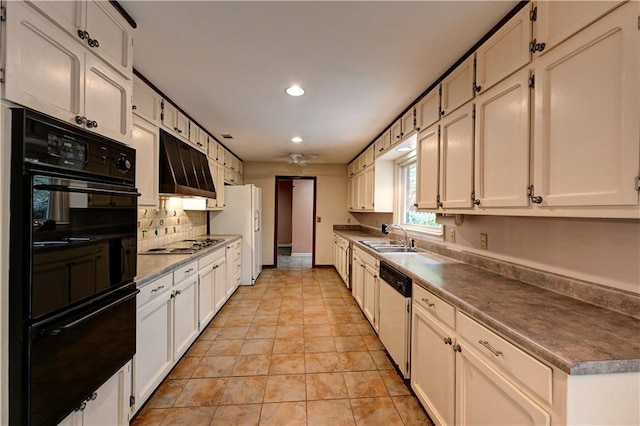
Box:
[379,261,412,379]
[209,184,262,285]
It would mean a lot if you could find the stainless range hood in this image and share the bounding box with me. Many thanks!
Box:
[159,129,216,199]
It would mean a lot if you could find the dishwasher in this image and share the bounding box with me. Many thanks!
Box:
[378,261,412,379]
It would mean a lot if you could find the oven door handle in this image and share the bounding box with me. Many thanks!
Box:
[40,290,139,336]
[33,184,141,198]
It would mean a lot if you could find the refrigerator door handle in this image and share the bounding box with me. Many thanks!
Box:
[255,210,260,232]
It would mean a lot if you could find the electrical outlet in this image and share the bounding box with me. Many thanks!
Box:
[449,229,456,243]
[480,233,488,249]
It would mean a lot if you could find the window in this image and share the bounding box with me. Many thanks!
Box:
[398,157,442,234]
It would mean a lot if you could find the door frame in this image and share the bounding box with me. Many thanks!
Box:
[274,175,317,268]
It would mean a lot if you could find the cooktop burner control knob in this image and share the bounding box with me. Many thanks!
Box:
[116,157,131,173]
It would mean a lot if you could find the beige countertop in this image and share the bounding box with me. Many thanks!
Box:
[135,235,241,286]
[335,229,640,375]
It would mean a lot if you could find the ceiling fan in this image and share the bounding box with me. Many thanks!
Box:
[274,153,322,167]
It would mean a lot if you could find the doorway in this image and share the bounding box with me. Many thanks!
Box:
[274,176,317,269]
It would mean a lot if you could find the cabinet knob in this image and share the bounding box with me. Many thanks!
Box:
[440,110,445,116]
[413,203,418,207]
[132,105,137,110]
[453,344,462,353]
[86,120,98,129]
[75,115,87,125]
[444,337,452,345]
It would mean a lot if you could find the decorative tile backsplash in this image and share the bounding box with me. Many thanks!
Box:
[137,197,207,252]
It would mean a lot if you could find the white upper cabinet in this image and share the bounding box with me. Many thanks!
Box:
[440,102,475,209]
[475,4,532,94]
[416,124,440,209]
[532,1,639,209]
[415,88,440,131]
[161,100,188,139]
[474,69,531,208]
[374,130,392,158]
[3,2,132,143]
[27,0,133,77]
[189,124,207,153]
[391,118,403,144]
[83,54,131,141]
[132,76,161,125]
[400,107,416,140]
[130,116,159,207]
[533,1,626,55]
[440,56,475,118]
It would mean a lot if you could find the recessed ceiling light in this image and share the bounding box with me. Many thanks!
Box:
[397,146,412,152]
[291,137,303,143]
[285,85,305,97]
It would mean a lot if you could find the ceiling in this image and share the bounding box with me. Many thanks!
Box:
[122,1,518,164]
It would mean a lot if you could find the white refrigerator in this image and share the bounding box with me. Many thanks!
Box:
[209,184,262,285]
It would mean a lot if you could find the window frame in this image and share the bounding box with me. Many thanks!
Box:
[394,152,443,237]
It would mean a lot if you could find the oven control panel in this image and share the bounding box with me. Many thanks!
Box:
[47,134,87,163]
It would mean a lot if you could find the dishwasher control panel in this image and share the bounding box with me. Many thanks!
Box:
[379,262,412,297]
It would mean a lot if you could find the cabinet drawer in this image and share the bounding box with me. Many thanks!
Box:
[137,273,172,307]
[353,246,377,268]
[413,284,455,330]
[199,247,225,269]
[457,312,552,404]
[174,260,198,284]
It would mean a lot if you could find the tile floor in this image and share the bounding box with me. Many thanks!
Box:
[132,252,433,425]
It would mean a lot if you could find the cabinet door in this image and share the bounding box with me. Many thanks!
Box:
[131,116,159,207]
[135,291,172,411]
[374,134,386,158]
[209,138,220,161]
[440,103,474,209]
[534,1,625,55]
[133,77,161,125]
[456,343,550,426]
[351,258,364,309]
[206,160,219,209]
[416,124,440,209]
[362,167,375,211]
[173,276,199,359]
[475,4,532,93]
[416,88,440,131]
[441,56,475,117]
[82,361,131,426]
[213,258,227,311]
[391,119,403,144]
[401,107,416,139]
[532,2,640,207]
[362,263,378,330]
[161,101,180,136]
[84,54,131,142]
[363,146,375,169]
[198,265,215,328]
[349,175,359,211]
[85,0,133,76]
[474,69,531,208]
[216,163,226,207]
[3,1,84,126]
[411,303,456,426]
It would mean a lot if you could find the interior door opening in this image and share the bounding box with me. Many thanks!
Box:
[274,176,317,268]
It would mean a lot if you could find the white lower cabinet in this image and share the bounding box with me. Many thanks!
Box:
[226,240,242,299]
[198,248,226,328]
[59,361,132,426]
[411,284,551,426]
[172,270,199,360]
[134,274,173,413]
[455,343,550,426]
[352,246,378,331]
[213,256,227,312]
[411,302,456,426]
[333,234,350,288]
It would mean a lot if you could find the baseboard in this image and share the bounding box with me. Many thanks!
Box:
[277,244,292,248]
[290,253,311,257]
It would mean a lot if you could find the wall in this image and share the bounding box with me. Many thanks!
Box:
[277,180,293,246]
[243,162,353,266]
[137,197,208,252]
[356,212,640,295]
[291,179,314,255]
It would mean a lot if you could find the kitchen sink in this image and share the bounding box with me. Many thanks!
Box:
[359,240,403,247]
[373,246,418,253]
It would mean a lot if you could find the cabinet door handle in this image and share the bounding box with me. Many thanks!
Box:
[453,344,462,353]
[185,268,194,274]
[86,120,98,129]
[75,115,87,125]
[174,290,182,296]
[150,285,165,293]
[87,392,98,401]
[421,298,435,307]
[479,340,503,357]
[443,337,452,345]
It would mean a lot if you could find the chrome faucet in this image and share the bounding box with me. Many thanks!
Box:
[381,223,409,247]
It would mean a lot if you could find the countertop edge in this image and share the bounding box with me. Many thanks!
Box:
[135,235,242,287]
[335,229,640,376]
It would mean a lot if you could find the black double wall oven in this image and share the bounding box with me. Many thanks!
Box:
[9,109,140,425]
